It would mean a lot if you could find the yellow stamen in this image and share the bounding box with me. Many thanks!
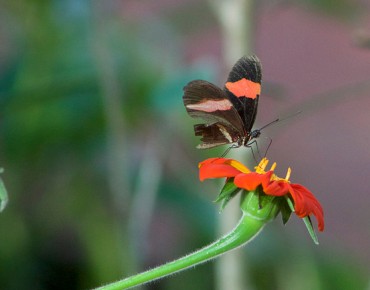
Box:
[256,158,268,173]
[270,162,277,171]
[285,167,291,181]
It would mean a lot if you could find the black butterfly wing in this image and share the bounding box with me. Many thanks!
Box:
[183,80,245,148]
[224,55,262,133]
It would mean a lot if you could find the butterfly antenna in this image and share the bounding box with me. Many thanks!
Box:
[258,110,302,131]
[258,118,280,131]
[251,111,301,158]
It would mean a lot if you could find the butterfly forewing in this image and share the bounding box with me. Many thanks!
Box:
[224,55,262,133]
[182,55,262,149]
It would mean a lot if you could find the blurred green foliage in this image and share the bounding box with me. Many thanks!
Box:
[0,1,217,289]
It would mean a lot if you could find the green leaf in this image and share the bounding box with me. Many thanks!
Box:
[0,169,8,212]
[214,179,241,211]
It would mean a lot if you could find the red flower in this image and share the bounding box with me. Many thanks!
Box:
[199,158,324,232]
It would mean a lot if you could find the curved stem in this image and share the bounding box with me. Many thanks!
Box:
[94,213,266,290]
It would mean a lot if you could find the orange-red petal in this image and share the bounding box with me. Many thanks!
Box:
[198,158,227,167]
[234,172,266,191]
[262,174,290,196]
[199,158,251,181]
[235,171,289,196]
[288,184,325,231]
[199,164,243,181]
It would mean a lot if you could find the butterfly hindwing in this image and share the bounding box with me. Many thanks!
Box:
[193,124,234,149]
[183,80,245,148]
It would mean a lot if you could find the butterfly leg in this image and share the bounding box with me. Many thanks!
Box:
[263,137,273,158]
[221,144,240,157]
[246,139,262,163]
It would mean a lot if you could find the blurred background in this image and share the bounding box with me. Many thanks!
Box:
[1,0,370,289]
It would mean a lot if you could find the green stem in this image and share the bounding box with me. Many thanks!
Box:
[94,212,265,290]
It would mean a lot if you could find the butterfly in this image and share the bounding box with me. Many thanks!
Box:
[183,55,262,149]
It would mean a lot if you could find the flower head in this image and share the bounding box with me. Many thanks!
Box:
[199,158,324,233]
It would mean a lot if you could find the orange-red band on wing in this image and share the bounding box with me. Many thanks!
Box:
[186,99,232,112]
[225,78,261,99]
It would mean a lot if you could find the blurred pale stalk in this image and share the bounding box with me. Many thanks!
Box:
[0,169,8,212]
[91,1,131,274]
[210,0,256,289]
[128,132,163,282]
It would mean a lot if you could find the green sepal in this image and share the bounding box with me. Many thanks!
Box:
[284,196,319,244]
[285,195,295,212]
[214,178,242,211]
[0,168,8,212]
[279,197,292,225]
[303,215,319,245]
